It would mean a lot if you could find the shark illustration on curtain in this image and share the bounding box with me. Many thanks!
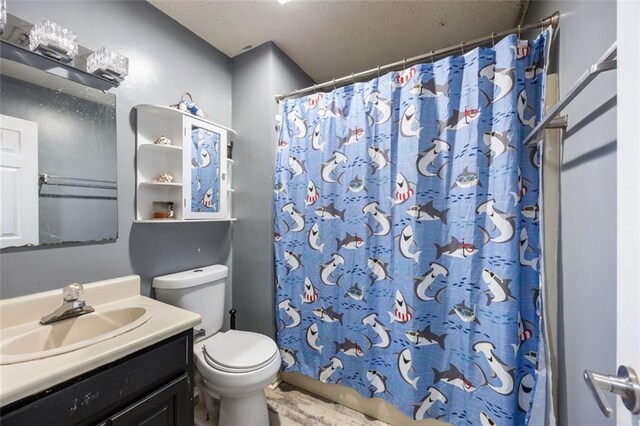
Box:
[274,30,550,425]
[191,127,220,212]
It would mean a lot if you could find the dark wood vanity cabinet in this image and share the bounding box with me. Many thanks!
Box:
[101,374,190,426]
[0,330,194,426]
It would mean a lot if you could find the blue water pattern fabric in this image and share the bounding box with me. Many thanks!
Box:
[191,126,220,212]
[274,31,549,425]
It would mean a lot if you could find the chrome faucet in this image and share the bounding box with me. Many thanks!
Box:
[40,283,95,325]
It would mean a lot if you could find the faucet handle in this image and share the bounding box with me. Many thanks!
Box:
[63,283,84,302]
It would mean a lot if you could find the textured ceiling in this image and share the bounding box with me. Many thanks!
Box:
[150,0,529,83]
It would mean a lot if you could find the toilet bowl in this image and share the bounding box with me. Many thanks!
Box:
[152,265,280,426]
[194,330,280,425]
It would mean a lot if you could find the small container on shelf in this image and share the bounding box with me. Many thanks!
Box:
[154,135,172,145]
[152,201,174,220]
[152,172,174,183]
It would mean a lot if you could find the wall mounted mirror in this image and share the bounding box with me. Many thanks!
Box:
[0,57,117,249]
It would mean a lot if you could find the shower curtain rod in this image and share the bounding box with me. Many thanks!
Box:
[274,11,559,102]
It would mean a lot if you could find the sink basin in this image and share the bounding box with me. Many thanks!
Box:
[0,306,153,365]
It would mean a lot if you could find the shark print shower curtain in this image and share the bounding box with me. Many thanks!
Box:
[274,30,550,425]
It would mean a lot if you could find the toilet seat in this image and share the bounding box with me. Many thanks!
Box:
[201,330,278,373]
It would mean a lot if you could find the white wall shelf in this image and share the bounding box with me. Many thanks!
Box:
[139,182,183,188]
[138,144,183,153]
[134,218,237,224]
[134,104,236,222]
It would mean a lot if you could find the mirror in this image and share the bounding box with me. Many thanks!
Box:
[0,58,117,248]
[190,124,221,213]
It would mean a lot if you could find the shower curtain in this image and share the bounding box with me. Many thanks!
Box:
[274,30,550,425]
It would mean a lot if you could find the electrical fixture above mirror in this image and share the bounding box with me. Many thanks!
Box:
[0,12,127,90]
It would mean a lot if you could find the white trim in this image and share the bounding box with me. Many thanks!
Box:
[616,0,640,424]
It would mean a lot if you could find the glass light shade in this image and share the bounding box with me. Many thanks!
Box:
[28,19,78,63]
[0,0,6,35]
[86,47,129,82]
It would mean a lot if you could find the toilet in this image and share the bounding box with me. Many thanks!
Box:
[153,265,280,426]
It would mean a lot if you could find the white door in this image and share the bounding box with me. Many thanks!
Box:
[614,1,640,423]
[585,1,640,423]
[0,115,39,248]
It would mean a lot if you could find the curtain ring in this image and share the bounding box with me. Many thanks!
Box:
[333,78,337,91]
[351,73,356,84]
[518,25,522,39]
[460,42,465,55]
[491,32,496,47]
[313,84,317,94]
[540,19,544,34]
[403,58,406,71]
[430,50,435,64]
[377,65,381,78]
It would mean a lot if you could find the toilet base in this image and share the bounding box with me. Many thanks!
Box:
[218,391,269,426]
[192,332,281,426]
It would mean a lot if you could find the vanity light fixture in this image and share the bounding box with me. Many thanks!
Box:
[86,47,129,82]
[28,19,78,63]
[277,0,292,5]
[0,0,6,35]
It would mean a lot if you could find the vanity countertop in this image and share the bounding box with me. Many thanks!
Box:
[0,275,201,407]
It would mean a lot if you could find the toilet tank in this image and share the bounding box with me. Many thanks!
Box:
[153,265,227,338]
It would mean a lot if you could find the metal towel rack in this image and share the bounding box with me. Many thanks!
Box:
[523,41,617,145]
[39,174,117,190]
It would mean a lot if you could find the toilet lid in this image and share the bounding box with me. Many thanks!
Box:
[202,330,278,373]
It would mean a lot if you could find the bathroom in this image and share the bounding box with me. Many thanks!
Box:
[0,0,638,425]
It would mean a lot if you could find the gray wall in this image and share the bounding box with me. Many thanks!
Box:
[525,2,617,425]
[1,0,234,325]
[231,42,314,338]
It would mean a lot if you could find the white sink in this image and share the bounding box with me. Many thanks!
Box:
[0,306,153,365]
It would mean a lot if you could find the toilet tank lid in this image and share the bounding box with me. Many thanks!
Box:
[152,265,228,289]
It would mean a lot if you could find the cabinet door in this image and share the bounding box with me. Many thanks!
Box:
[107,374,190,426]
[183,117,227,219]
[0,333,191,426]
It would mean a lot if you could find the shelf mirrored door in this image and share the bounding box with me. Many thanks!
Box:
[183,117,228,219]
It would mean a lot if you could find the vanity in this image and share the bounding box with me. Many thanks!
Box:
[0,276,201,425]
